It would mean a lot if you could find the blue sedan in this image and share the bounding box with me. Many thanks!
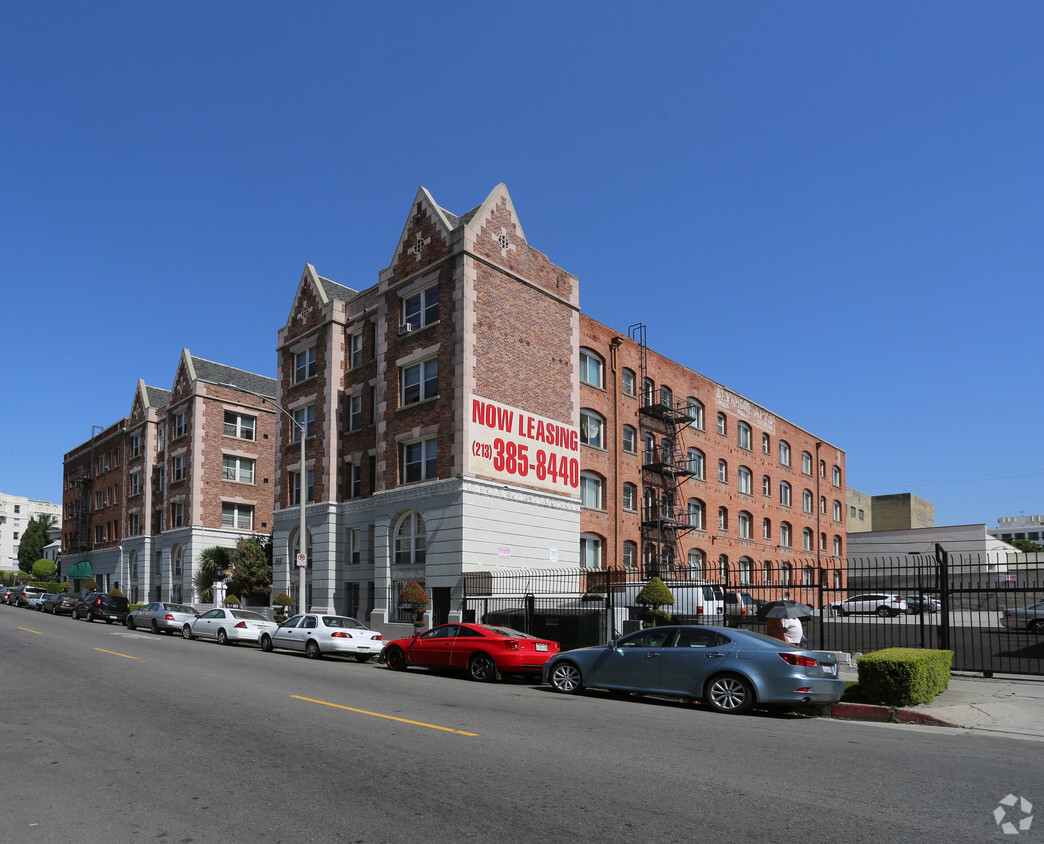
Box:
[542,625,845,714]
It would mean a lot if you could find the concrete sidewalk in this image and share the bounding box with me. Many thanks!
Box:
[830,664,1044,740]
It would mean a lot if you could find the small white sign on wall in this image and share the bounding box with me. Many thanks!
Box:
[549,548,559,564]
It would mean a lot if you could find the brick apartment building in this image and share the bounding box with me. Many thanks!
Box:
[62,350,276,601]
[271,184,846,632]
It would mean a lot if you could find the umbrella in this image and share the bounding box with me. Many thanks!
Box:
[757,599,813,620]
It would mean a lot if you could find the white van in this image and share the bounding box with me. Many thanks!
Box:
[608,579,726,626]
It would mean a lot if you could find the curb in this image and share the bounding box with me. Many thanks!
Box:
[830,701,961,728]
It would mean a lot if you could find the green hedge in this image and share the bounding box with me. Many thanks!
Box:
[857,648,953,706]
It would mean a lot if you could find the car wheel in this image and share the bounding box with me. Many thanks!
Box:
[217,629,229,645]
[1029,619,1044,633]
[260,634,273,652]
[126,616,136,630]
[835,607,847,617]
[104,619,113,624]
[182,625,194,640]
[51,605,57,614]
[385,647,406,671]
[548,661,583,694]
[876,607,890,618]
[704,673,755,715]
[151,620,160,635]
[354,654,373,663]
[306,640,322,660]
[468,653,498,682]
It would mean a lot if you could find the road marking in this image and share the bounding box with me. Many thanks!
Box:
[94,648,147,661]
[17,627,43,635]
[291,695,478,736]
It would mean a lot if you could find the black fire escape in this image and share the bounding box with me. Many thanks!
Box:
[71,468,93,553]
[629,323,698,579]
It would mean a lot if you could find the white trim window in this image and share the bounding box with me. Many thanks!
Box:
[779,440,791,466]
[780,522,792,547]
[171,455,186,483]
[579,349,604,388]
[173,411,188,439]
[580,410,604,448]
[688,549,704,576]
[737,421,751,450]
[580,534,602,569]
[580,472,603,509]
[738,512,752,540]
[403,285,439,329]
[170,502,185,528]
[803,489,813,513]
[292,405,315,441]
[763,517,772,540]
[717,412,727,435]
[394,512,426,565]
[223,455,255,484]
[687,499,705,530]
[621,368,636,397]
[291,469,314,505]
[833,500,842,521]
[739,557,752,585]
[348,394,363,431]
[833,465,842,486]
[622,540,637,568]
[762,433,771,454]
[687,398,704,430]
[688,449,705,480]
[347,527,361,565]
[738,466,752,495]
[622,482,637,512]
[224,411,256,441]
[781,562,793,585]
[129,471,142,496]
[294,346,317,383]
[803,527,814,551]
[348,462,362,499]
[131,434,143,457]
[762,475,771,497]
[622,425,637,454]
[349,332,363,369]
[780,481,792,507]
[718,459,728,484]
[222,502,254,530]
[402,438,437,483]
[802,451,813,474]
[402,358,438,405]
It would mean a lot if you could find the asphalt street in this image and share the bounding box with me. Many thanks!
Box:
[2,606,1040,843]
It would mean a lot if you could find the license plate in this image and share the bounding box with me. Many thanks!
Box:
[822,664,837,676]
[108,615,118,620]
[535,643,548,651]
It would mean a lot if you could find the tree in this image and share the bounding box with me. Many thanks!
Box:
[31,559,57,581]
[1008,539,1044,553]
[635,577,675,627]
[17,515,54,574]
[195,546,231,603]
[227,535,272,602]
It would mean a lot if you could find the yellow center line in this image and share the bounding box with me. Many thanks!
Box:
[291,695,478,736]
[17,627,43,635]
[94,648,147,662]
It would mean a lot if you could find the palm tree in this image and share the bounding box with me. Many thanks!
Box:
[194,546,231,603]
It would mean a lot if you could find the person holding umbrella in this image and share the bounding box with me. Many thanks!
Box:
[757,594,814,645]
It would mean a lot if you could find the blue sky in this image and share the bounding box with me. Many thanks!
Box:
[2,2,1041,527]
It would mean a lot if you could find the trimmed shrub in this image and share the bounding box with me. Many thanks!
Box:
[857,648,953,706]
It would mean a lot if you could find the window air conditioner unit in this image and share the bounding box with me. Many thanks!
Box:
[398,323,414,335]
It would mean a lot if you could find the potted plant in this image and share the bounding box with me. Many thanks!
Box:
[273,592,293,621]
[398,580,430,631]
[635,577,675,628]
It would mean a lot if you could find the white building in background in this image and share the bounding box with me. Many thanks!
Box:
[0,492,61,574]
[990,515,1044,544]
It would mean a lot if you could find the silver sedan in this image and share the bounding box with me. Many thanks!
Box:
[1000,601,1044,633]
[260,613,383,661]
[182,608,277,645]
[542,625,845,714]
[127,602,200,634]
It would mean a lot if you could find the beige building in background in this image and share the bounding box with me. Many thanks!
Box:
[846,490,934,533]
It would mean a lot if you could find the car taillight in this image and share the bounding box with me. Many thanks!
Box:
[164,614,176,621]
[94,598,102,607]
[504,639,519,651]
[234,621,247,629]
[779,653,817,667]
[1004,612,1013,618]
[372,634,382,641]
[331,631,352,638]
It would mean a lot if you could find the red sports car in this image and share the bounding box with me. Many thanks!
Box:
[384,622,560,681]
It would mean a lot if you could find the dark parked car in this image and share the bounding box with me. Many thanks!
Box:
[0,585,14,604]
[72,593,130,624]
[42,593,80,615]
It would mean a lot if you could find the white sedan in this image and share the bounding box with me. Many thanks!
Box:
[182,608,277,645]
[259,613,383,661]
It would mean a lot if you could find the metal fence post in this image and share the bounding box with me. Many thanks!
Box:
[935,543,950,652]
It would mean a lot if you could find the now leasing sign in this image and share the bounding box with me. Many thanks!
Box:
[466,395,580,497]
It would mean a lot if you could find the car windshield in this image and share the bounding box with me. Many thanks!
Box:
[231,610,269,621]
[322,616,367,629]
[474,625,535,639]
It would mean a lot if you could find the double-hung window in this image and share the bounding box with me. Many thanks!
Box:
[348,394,363,431]
[224,411,256,441]
[349,333,363,368]
[223,456,255,484]
[173,411,187,439]
[222,502,254,530]
[402,358,438,405]
[403,286,439,328]
[402,438,437,483]
[172,455,186,483]
[292,405,315,441]
[579,410,604,448]
[580,473,603,509]
[579,349,604,388]
[291,469,314,505]
[294,346,317,382]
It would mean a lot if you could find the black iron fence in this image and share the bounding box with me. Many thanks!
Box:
[461,552,1044,676]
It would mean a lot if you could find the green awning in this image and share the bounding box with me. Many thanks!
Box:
[66,561,93,579]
